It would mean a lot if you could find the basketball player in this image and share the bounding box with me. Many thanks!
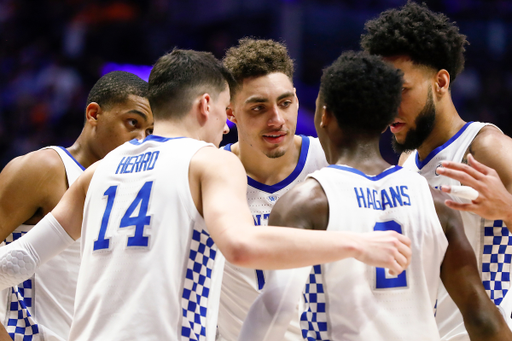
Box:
[361,2,512,339]
[217,38,327,340]
[0,49,411,341]
[240,51,512,341]
[0,71,153,341]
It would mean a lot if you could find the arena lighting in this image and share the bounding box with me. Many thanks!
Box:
[101,62,316,135]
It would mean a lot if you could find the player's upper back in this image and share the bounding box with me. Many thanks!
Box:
[305,165,447,341]
[71,136,223,341]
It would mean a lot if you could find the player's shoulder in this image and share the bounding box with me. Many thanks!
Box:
[192,145,244,171]
[472,123,510,150]
[2,147,65,180]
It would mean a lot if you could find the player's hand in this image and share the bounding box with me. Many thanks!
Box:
[353,230,412,276]
[437,154,512,222]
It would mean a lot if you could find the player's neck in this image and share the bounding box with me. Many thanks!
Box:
[233,135,302,186]
[416,103,465,161]
[331,138,390,175]
[66,130,99,169]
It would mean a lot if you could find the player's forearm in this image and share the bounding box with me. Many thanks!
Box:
[239,267,311,341]
[221,226,360,269]
[222,226,409,273]
[0,213,74,290]
[462,296,512,341]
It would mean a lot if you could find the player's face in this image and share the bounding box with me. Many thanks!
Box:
[384,56,437,153]
[207,86,231,147]
[230,72,298,158]
[95,94,154,158]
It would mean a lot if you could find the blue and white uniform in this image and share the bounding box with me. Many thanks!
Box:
[0,146,83,341]
[217,136,328,341]
[68,136,225,341]
[402,121,510,341]
[301,165,447,341]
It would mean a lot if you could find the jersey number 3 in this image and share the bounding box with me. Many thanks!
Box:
[94,181,153,251]
[374,221,407,289]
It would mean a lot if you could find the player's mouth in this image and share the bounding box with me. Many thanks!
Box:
[389,121,406,134]
[262,131,287,144]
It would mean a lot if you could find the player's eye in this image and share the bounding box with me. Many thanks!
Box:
[281,100,292,108]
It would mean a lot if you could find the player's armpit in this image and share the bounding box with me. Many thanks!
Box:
[0,149,67,241]
[440,194,512,340]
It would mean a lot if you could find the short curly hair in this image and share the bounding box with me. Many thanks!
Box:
[319,51,403,135]
[360,1,468,83]
[222,38,294,96]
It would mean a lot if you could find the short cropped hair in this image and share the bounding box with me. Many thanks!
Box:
[360,1,468,83]
[86,71,148,109]
[148,48,233,120]
[319,51,403,135]
[222,38,294,96]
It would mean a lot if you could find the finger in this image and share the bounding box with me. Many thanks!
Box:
[395,239,412,264]
[467,154,491,176]
[439,160,485,181]
[393,251,409,270]
[436,167,484,190]
[440,185,451,193]
[387,261,403,277]
[445,185,479,201]
[395,233,412,247]
[444,200,476,212]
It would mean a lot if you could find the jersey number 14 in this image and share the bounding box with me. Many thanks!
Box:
[93,181,153,251]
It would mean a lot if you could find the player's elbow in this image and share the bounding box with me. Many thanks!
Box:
[462,304,508,338]
[219,236,254,267]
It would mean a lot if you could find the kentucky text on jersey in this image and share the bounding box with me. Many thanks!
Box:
[116,151,160,174]
[253,214,269,226]
[354,186,411,210]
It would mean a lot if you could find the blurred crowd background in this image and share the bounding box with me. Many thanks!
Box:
[1,0,512,168]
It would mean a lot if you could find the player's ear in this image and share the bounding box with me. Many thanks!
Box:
[321,106,334,128]
[435,70,450,96]
[85,102,101,126]
[198,93,211,123]
[226,104,237,124]
[294,88,299,111]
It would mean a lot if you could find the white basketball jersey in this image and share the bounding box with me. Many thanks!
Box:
[0,146,83,341]
[402,121,509,341]
[217,136,328,341]
[68,136,225,341]
[301,165,447,341]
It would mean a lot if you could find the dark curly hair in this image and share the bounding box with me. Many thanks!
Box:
[148,48,233,120]
[319,51,403,135]
[86,71,148,109]
[360,1,468,83]
[222,38,294,96]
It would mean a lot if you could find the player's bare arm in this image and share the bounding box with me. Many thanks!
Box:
[469,125,512,195]
[0,162,98,291]
[431,188,512,341]
[0,148,68,241]
[192,147,411,272]
[51,162,99,240]
[268,178,411,275]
